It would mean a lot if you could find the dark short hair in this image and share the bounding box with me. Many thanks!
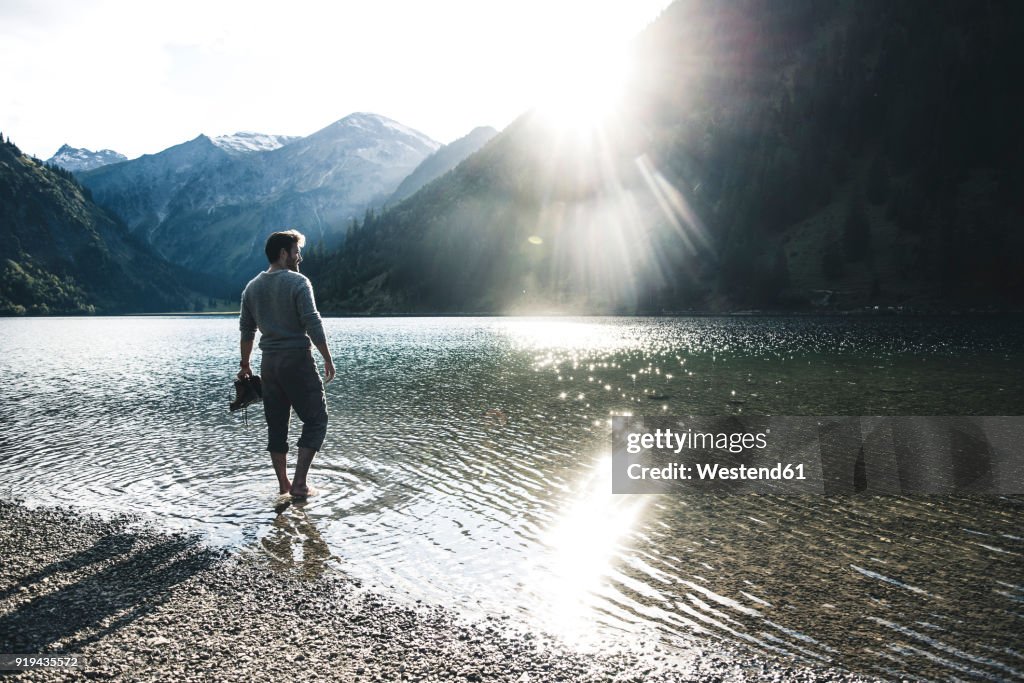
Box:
[264,230,306,263]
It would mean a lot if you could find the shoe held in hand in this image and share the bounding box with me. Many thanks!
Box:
[230,375,263,412]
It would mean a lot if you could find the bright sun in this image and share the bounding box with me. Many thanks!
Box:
[533,43,632,133]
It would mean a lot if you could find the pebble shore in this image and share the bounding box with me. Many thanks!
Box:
[0,501,879,682]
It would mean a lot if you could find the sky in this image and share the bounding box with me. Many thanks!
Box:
[1,0,672,160]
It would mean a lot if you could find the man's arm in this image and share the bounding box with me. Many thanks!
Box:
[239,291,257,379]
[296,278,334,383]
[238,338,254,380]
[313,340,335,383]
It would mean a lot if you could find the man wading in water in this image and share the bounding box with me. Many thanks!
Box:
[238,230,335,499]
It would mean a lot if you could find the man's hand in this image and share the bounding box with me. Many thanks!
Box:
[313,341,335,384]
[238,361,252,380]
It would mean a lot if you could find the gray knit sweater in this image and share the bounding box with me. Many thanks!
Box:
[239,270,327,350]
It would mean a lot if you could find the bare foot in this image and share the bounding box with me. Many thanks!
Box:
[289,484,316,499]
[279,482,291,495]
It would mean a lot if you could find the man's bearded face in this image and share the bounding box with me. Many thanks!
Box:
[287,244,302,272]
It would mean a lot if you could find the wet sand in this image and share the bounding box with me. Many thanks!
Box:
[0,501,878,682]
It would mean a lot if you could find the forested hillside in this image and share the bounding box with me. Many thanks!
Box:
[0,136,227,315]
[311,0,1023,313]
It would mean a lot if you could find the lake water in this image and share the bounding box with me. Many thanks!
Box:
[0,315,1021,680]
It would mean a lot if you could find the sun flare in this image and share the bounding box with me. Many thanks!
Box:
[533,44,632,133]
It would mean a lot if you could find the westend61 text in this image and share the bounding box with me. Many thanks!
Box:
[626,427,769,454]
[627,462,807,481]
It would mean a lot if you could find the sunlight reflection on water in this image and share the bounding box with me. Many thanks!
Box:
[528,456,649,643]
[0,315,1022,680]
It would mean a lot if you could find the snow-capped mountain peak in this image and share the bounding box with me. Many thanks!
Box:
[46,144,127,172]
[211,132,300,154]
[329,113,441,152]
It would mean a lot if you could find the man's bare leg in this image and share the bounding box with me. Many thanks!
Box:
[270,451,291,494]
[290,447,316,498]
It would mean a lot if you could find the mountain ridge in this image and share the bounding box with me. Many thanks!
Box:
[46,144,127,172]
[389,126,499,205]
[78,112,441,287]
[212,132,299,154]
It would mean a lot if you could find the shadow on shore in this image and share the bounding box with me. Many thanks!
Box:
[0,530,218,654]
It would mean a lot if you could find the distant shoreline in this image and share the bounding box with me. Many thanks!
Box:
[9,309,1022,319]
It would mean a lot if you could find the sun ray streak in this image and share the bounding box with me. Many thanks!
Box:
[634,154,714,257]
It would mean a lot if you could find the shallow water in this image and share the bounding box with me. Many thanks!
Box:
[0,315,1022,680]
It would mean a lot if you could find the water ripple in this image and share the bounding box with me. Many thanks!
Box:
[0,315,1022,680]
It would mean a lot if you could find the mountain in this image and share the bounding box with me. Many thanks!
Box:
[79,113,440,286]
[45,144,127,172]
[212,132,299,154]
[389,126,498,204]
[314,0,1024,314]
[81,134,235,243]
[0,137,225,315]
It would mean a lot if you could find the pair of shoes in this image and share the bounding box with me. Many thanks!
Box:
[230,375,263,412]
